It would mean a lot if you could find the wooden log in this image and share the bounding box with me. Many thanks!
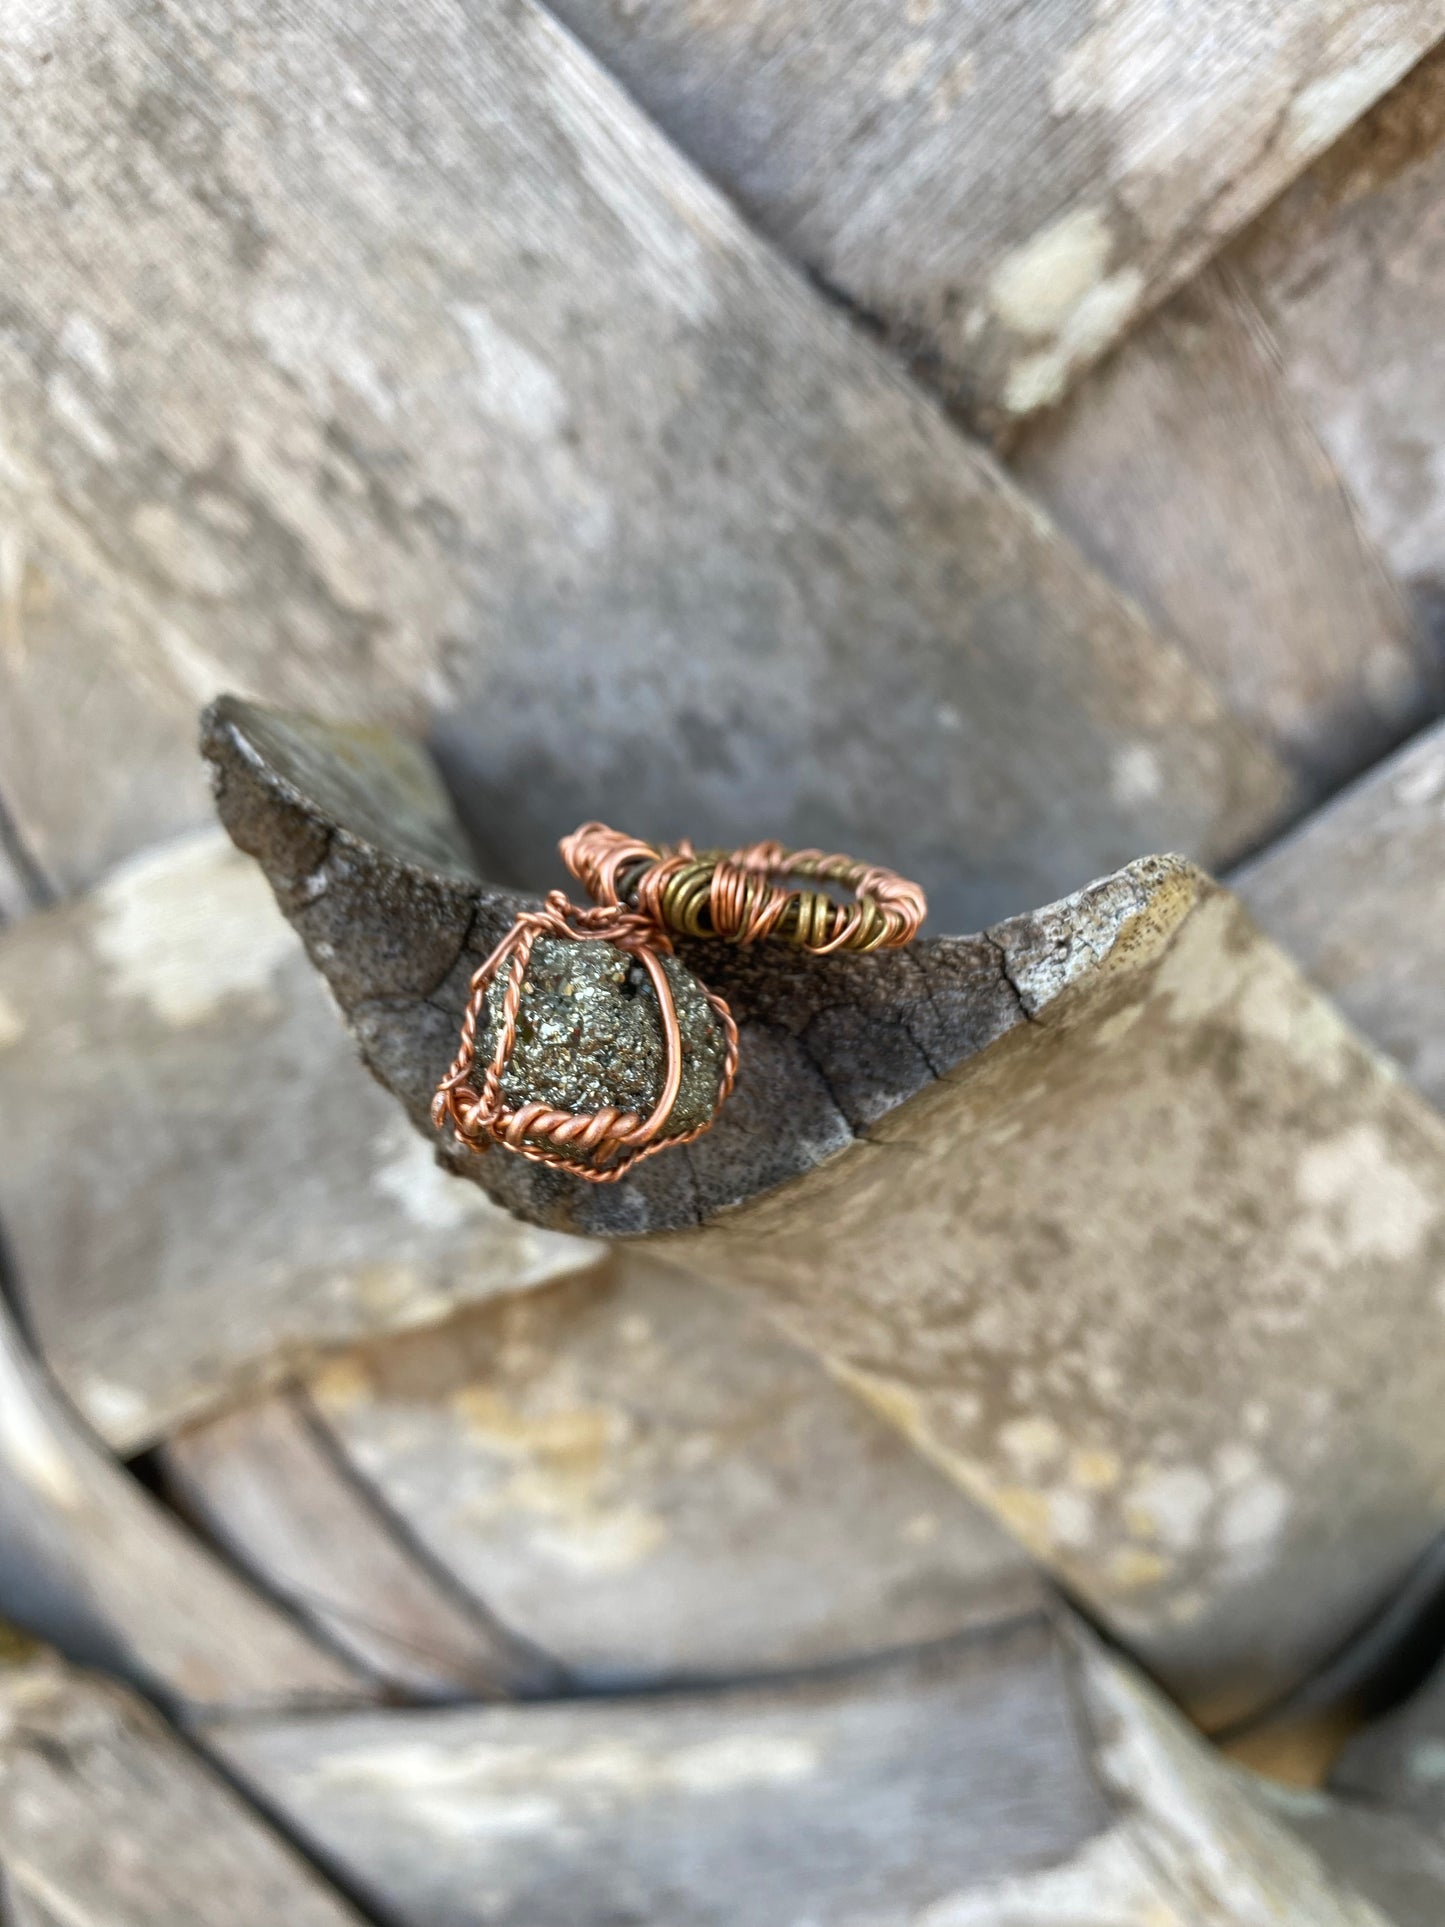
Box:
[0,1647,365,1926]
[0,0,1287,914]
[209,698,1445,1722]
[0,824,595,1450]
[168,1257,1037,1690]
[0,1288,361,1710]
[543,0,1444,433]
[163,1390,566,1702]
[203,1611,1445,1926]
[1234,718,1445,1112]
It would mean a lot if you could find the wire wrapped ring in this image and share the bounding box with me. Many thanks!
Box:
[431,890,739,1182]
[561,824,927,954]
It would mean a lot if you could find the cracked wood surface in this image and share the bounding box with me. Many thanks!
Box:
[0,823,595,1453]
[166,1256,1037,1692]
[0,0,1287,923]
[203,1612,1445,1926]
[0,1284,361,1712]
[544,0,1445,434]
[208,696,1445,1722]
[0,1648,365,1927]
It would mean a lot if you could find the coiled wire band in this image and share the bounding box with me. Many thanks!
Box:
[561,824,927,954]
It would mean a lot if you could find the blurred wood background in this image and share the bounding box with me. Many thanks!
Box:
[4,1,1445,1920]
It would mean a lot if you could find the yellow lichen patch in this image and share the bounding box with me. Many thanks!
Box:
[1069,1447,1123,1492]
[1108,1547,1171,1591]
[990,1486,1055,1555]
[309,1354,374,1415]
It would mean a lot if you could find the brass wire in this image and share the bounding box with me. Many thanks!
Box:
[561,824,927,954]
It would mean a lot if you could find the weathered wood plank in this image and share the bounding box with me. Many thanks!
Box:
[0,1289,361,1710]
[1011,48,1445,795]
[1234,718,1445,1112]
[0,0,1287,917]
[0,825,595,1451]
[546,0,1445,432]
[205,1614,1443,1925]
[289,1257,1038,1686]
[1233,42,1445,655]
[1011,263,1435,796]
[211,699,1445,1723]
[0,1650,365,1926]
[164,1390,565,1701]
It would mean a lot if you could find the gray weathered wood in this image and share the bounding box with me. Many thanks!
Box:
[1231,42,1445,655]
[0,1290,361,1710]
[1011,263,1436,795]
[164,1390,565,1701]
[0,824,595,1451]
[205,1613,1442,1925]
[282,1256,1038,1686]
[546,0,1445,433]
[0,0,1287,917]
[211,698,1445,1723]
[0,1649,365,1926]
[1333,1652,1445,1832]
[1235,718,1445,1113]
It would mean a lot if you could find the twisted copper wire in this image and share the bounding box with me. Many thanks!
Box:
[561,824,927,954]
[431,890,739,1182]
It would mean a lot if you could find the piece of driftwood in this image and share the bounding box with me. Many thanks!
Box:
[0,1287,360,1710]
[169,1257,1037,1691]
[0,1646,365,1926]
[0,0,1288,918]
[0,825,595,1451]
[204,1610,1445,1926]
[164,1390,565,1702]
[211,698,1445,1723]
[1235,718,1445,1113]
[546,0,1444,435]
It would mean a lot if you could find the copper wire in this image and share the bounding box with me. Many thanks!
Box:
[431,890,739,1182]
[561,824,927,954]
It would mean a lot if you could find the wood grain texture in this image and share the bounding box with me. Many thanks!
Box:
[163,1391,564,1701]
[0,1289,360,1711]
[1232,41,1445,663]
[545,0,1445,431]
[0,1652,365,1927]
[1011,263,1436,796]
[1234,718,1445,1112]
[1011,47,1445,798]
[0,0,1288,921]
[205,1616,1438,1925]
[209,699,1445,1721]
[0,825,595,1452]
[292,1257,1038,1687]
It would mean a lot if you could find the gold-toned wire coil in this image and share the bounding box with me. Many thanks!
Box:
[431,890,739,1183]
[560,823,927,954]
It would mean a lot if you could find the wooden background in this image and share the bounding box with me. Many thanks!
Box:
[4,1,1445,1920]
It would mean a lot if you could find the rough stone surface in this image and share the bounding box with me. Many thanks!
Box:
[479,937,727,1149]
